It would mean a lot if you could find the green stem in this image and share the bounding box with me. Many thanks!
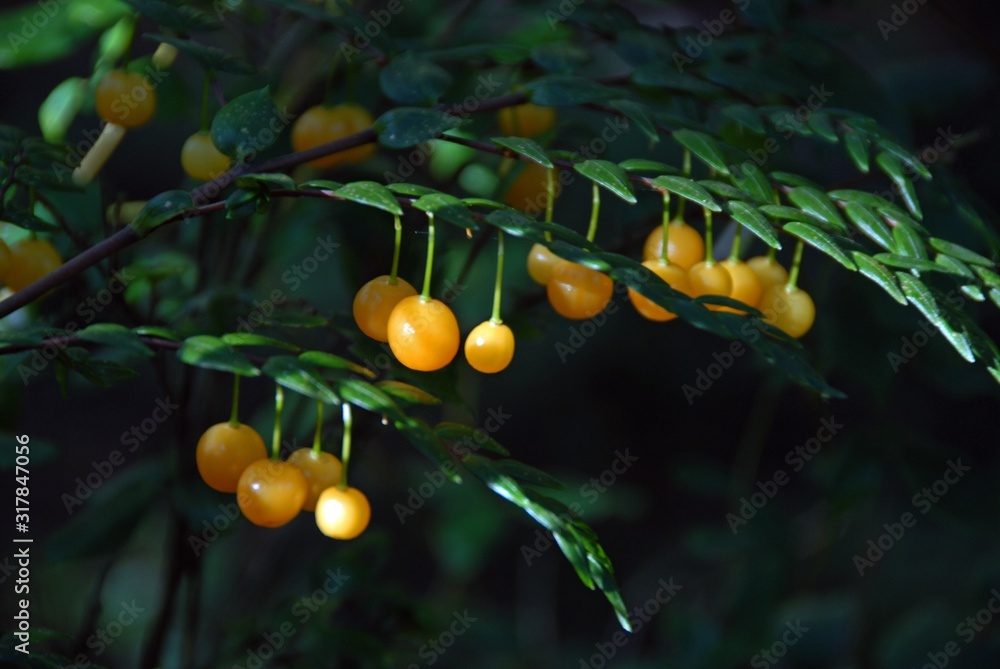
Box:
[491,230,505,323]
[421,212,435,300]
[660,190,671,265]
[728,224,743,262]
[200,74,211,133]
[121,15,136,69]
[704,208,715,263]
[338,403,353,490]
[788,239,805,290]
[312,399,323,456]
[543,166,554,242]
[586,182,600,243]
[271,385,284,460]
[389,213,402,284]
[679,149,691,220]
[228,375,240,428]
[766,245,777,262]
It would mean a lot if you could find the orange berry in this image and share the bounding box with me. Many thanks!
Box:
[497,103,557,137]
[181,131,231,181]
[758,284,816,338]
[196,422,268,493]
[236,459,308,527]
[526,242,562,285]
[642,221,705,270]
[746,256,789,294]
[628,259,691,322]
[464,320,515,373]
[315,485,371,539]
[387,295,460,371]
[353,276,418,342]
[546,261,614,320]
[719,259,763,313]
[95,70,156,128]
[287,448,343,512]
[6,239,62,292]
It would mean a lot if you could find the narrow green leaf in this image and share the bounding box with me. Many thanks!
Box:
[133,326,179,341]
[896,273,975,362]
[806,112,839,142]
[787,187,849,234]
[877,138,932,180]
[334,181,403,215]
[485,210,594,249]
[39,77,86,144]
[77,323,153,358]
[841,128,871,173]
[574,160,636,203]
[844,202,895,251]
[131,190,195,236]
[491,137,553,168]
[935,254,975,279]
[990,289,1000,310]
[961,285,986,302]
[299,179,344,191]
[771,172,824,190]
[651,175,720,212]
[893,223,928,259]
[974,266,1000,291]
[413,193,478,230]
[145,34,255,74]
[730,162,774,204]
[531,41,590,74]
[759,204,823,225]
[386,182,437,197]
[728,201,780,249]
[375,108,464,148]
[178,335,259,376]
[608,99,659,143]
[852,253,907,304]
[523,75,616,106]
[619,159,678,174]
[376,380,441,405]
[396,416,462,483]
[698,180,753,201]
[720,103,766,134]
[379,53,453,105]
[222,333,299,351]
[300,351,375,378]
[783,222,856,270]
[335,378,404,419]
[262,356,341,404]
[435,422,510,456]
[3,209,59,233]
[124,0,221,31]
[872,253,942,274]
[673,129,731,175]
[876,151,921,219]
[928,238,993,267]
[493,460,565,489]
[235,172,296,191]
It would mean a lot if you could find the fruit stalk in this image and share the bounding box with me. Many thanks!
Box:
[491,230,505,323]
[338,403,353,491]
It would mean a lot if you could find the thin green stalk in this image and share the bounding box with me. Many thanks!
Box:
[660,190,671,265]
[766,245,777,261]
[679,149,691,220]
[228,375,240,428]
[788,239,805,289]
[389,213,402,284]
[338,403,353,490]
[271,385,284,460]
[421,213,435,300]
[703,208,715,263]
[312,400,324,456]
[728,224,743,262]
[586,183,600,243]
[544,166,555,242]
[491,230,505,323]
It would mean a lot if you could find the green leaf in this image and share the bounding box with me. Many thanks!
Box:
[491,137,553,168]
[375,108,464,149]
[991,289,1000,310]
[133,326,179,340]
[523,75,616,106]
[574,160,636,203]
[896,273,976,363]
[3,209,59,233]
[413,193,478,230]
[806,111,839,142]
[234,172,296,191]
[673,129,730,176]
[434,422,510,457]
[961,284,986,302]
[852,253,907,304]
[841,127,871,173]
[299,350,375,378]
[211,87,281,161]
[928,238,993,267]
[844,203,895,251]
[77,323,153,358]
[783,222,857,270]
[619,159,677,174]
[720,103,766,134]
[124,0,221,31]
[222,333,299,351]
[376,380,441,406]
[224,188,265,219]
[485,210,593,249]
[787,187,849,234]
[262,356,341,404]
[935,254,975,279]
[334,181,403,215]
[893,222,929,259]
[265,313,329,328]
[61,347,138,387]
[608,99,659,143]
[131,190,195,236]
[14,165,81,191]
[145,34,255,74]
[386,182,438,197]
[396,416,462,483]
[494,460,565,489]
[39,77,86,144]
[877,138,932,181]
[178,335,259,376]
[875,152,921,219]
[651,175,720,212]
[379,53,453,105]
[759,204,822,224]
[936,297,1000,385]
[771,172,824,190]
[335,378,403,419]
[728,201,780,249]
[874,254,945,274]
[974,266,1000,291]
[299,179,343,190]
[698,180,753,202]
[730,162,774,204]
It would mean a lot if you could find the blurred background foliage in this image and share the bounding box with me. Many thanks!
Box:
[2,0,1000,667]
